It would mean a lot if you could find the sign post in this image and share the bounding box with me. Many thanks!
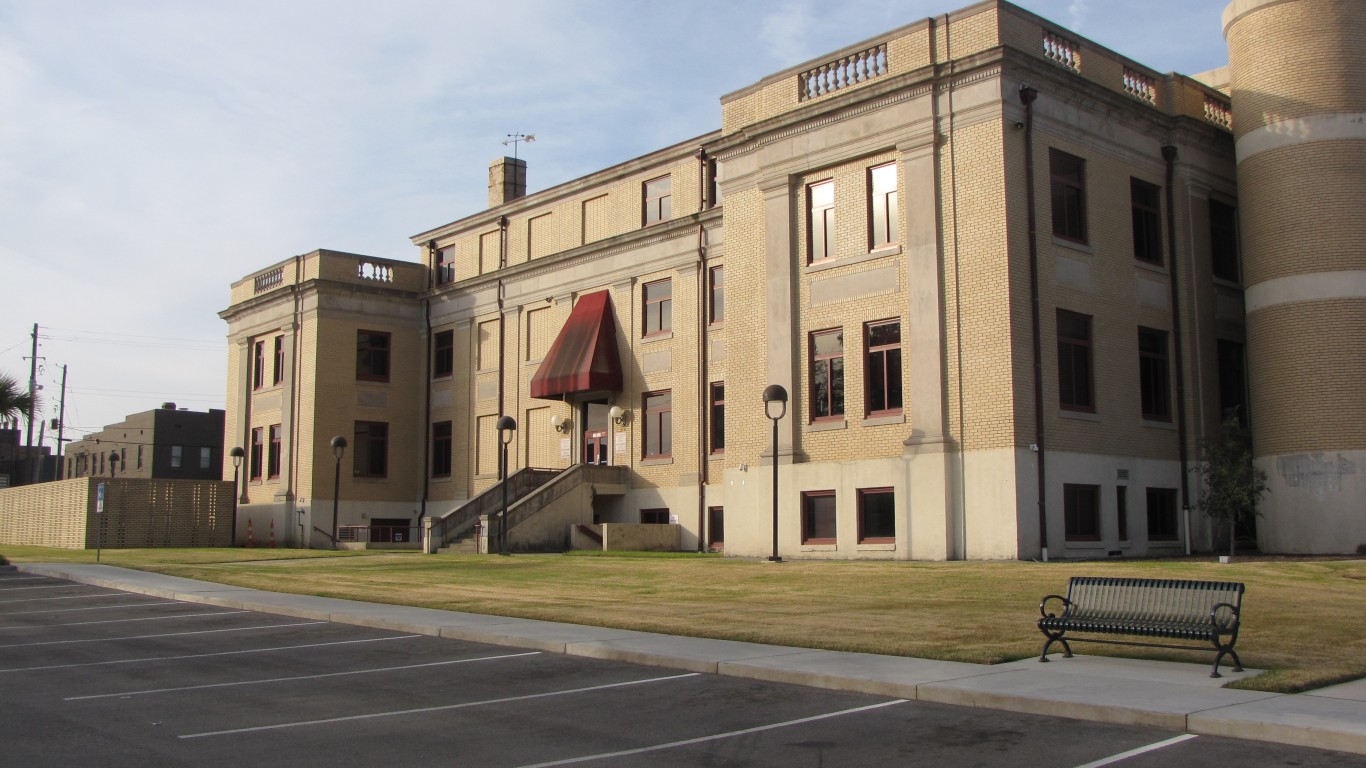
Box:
[95,482,105,562]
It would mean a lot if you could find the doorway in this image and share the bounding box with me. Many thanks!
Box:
[581,399,610,465]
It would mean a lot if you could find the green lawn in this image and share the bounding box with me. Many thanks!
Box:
[3,545,1362,694]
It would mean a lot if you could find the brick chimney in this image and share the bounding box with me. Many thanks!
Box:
[489,157,527,207]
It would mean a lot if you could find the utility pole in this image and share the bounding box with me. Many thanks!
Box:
[26,324,39,484]
[55,364,67,479]
[26,324,37,452]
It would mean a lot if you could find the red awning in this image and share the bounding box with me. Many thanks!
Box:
[529,290,624,399]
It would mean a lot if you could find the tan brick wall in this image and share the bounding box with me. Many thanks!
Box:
[0,478,232,549]
[1237,142,1366,284]
[1225,0,1366,139]
[1247,299,1366,454]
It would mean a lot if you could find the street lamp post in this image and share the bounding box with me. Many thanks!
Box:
[229,446,245,547]
[496,416,517,556]
[762,385,788,563]
[330,436,347,549]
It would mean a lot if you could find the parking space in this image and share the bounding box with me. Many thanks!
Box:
[2,571,1360,767]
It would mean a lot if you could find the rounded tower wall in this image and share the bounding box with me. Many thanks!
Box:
[1224,0,1366,554]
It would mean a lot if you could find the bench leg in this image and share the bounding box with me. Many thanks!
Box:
[1211,646,1243,678]
[1039,632,1072,662]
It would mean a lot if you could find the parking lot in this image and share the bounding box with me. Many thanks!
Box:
[2,570,1360,767]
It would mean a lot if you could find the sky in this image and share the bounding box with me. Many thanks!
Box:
[0,0,1233,453]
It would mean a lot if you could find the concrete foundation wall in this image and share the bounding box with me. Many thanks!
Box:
[600,523,680,551]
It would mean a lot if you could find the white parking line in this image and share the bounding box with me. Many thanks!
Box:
[0,610,250,631]
[516,699,909,767]
[0,592,132,604]
[0,633,420,673]
[1073,734,1199,767]
[179,672,702,739]
[68,651,542,700]
[0,576,50,582]
[0,584,77,591]
[0,602,174,617]
[0,621,326,649]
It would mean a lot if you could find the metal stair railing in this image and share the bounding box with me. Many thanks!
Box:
[429,467,561,550]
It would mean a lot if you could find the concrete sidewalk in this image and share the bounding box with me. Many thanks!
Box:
[16,562,1366,756]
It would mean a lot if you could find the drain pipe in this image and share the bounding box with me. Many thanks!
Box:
[695,155,709,550]
[1162,145,1193,555]
[421,296,432,527]
[497,215,509,423]
[1020,82,1049,562]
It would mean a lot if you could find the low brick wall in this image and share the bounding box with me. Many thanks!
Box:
[0,477,234,549]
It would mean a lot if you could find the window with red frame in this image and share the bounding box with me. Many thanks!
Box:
[643,390,672,459]
[810,329,844,420]
[802,491,837,544]
[643,279,672,336]
[865,320,902,416]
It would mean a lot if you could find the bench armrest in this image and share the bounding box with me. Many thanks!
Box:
[1040,594,1071,619]
[1210,601,1240,628]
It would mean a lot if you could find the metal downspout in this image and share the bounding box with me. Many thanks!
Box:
[421,296,432,526]
[1020,83,1048,561]
[1163,145,1193,554]
[695,152,708,550]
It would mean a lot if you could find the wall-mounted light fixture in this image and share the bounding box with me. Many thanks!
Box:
[550,414,570,434]
[608,406,627,427]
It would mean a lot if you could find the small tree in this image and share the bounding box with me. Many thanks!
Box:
[1194,413,1269,558]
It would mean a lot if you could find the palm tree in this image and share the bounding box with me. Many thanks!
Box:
[0,373,36,427]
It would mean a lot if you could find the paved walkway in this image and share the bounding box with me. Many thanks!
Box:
[16,562,1366,756]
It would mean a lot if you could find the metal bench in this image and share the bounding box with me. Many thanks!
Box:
[1038,576,1245,678]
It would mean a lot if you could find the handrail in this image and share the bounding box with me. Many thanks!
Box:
[428,467,561,550]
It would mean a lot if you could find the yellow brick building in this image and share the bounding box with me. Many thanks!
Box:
[220,0,1366,558]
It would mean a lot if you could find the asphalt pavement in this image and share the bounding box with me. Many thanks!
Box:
[12,561,1366,758]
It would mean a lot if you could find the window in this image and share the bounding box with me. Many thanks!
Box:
[136,445,143,470]
[865,320,903,416]
[869,163,899,249]
[802,491,837,544]
[641,508,669,524]
[272,336,284,385]
[858,488,895,543]
[1064,483,1101,541]
[1217,339,1248,428]
[643,279,672,336]
[432,330,454,379]
[808,180,835,262]
[1057,310,1094,411]
[356,331,391,382]
[249,429,262,480]
[708,506,724,549]
[252,340,265,390]
[1131,178,1162,264]
[1050,148,1087,243]
[810,329,845,420]
[644,390,672,459]
[643,175,671,226]
[1117,486,1129,542]
[267,424,281,478]
[354,421,389,478]
[200,446,212,471]
[708,265,725,324]
[1210,199,1240,282]
[710,382,725,454]
[1146,487,1179,541]
[1138,327,1171,421]
[432,421,452,478]
[706,158,722,209]
[435,246,455,285]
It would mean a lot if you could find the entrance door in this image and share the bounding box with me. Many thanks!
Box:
[581,399,611,465]
[583,431,608,465]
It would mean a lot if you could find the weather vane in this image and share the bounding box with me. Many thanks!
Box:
[502,133,535,161]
